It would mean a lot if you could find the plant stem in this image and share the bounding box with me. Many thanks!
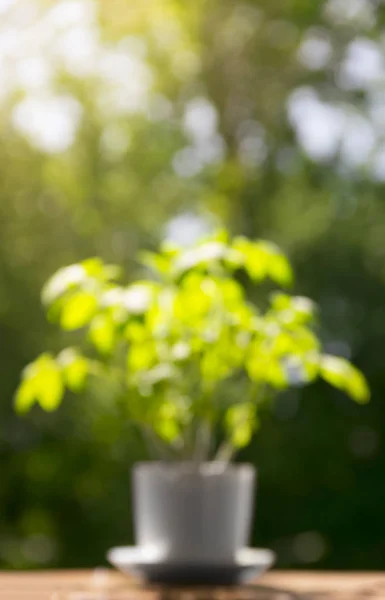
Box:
[193,420,212,462]
[182,420,197,460]
[214,440,236,464]
[142,426,174,461]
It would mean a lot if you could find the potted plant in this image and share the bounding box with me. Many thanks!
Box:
[15,231,369,583]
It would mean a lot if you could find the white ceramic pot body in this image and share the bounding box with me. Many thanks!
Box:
[132,462,256,564]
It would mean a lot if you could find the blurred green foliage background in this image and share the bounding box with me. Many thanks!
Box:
[1,0,385,571]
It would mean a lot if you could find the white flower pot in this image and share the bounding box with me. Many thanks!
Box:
[132,461,256,564]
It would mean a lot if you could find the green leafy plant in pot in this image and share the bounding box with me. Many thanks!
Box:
[15,231,369,579]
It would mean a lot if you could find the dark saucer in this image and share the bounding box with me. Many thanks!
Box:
[107,547,276,585]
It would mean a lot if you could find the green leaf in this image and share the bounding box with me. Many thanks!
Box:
[15,354,64,413]
[15,378,37,414]
[266,250,293,287]
[140,251,172,277]
[81,257,105,277]
[34,356,63,411]
[128,342,156,371]
[320,355,370,404]
[232,237,267,280]
[80,257,122,281]
[141,364,178,386]
[233,238,294,287]
[104,265,123,281]
[247,352,288,389]
[291,296,316,319]
[174,241,227,274]
[171,342,191,361]
[201,351,231,384]
[60,292,98,330]
[266,361,288,389]
[124,322,147,342]
[303,352,320,381]
[271,328,319,356]
[159,241,181,256]
[57,348,89,392]
[282,354,318,385]
[204,228,230,244]
[41,264,86,305]
[270,294,316,329]
[155,419,180,442]
[346,369,370,403]
[123,283,155,314]
[154,402,181,442]
[225,403,258,448]
[270,292,292,311]
[175,279,212,321]
[220,279,244,305]
[89,314,115,354]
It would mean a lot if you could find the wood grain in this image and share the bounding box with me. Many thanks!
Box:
[1,570,385,600]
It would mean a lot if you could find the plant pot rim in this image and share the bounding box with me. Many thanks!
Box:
[133,461,255,477]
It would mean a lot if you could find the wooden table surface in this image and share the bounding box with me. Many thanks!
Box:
[1,570,385,600]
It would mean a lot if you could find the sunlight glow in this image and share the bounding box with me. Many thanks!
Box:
[297,30,332,70]
[12,95,83,153]
[288,87,344,161]
[1,0,153,152]
[165,214,213,247]
[338,38,384,90]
